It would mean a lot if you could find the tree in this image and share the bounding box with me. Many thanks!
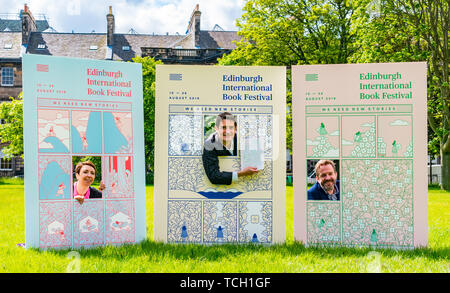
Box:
[219,0,365,152]
[132,56,163,181]
[352,0,449,190]
[0,93,23,158]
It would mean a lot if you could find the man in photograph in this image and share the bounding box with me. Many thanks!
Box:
[307,159,340,201]
[202,112,259,185]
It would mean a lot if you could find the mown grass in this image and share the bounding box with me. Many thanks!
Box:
[0,183,448,273]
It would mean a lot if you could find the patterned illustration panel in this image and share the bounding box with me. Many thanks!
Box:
[168,114,203,156]
[73,200,105,246]
[307,202,341,245]
[234,160,273,193]
[167,200,202,243]
[38,156,71,200]
[102,156,134,198]
[168,157,208,193]
[342,116,376,158]
[238,201,272,243]
[39,201,73,248]
[104,112,133,154]
[341,160,413,247]
[306,116,339,157]
[238,114,273,157]
[71,111,102,154]
[168,157,272,198]
[105,200,135,244]
[203,201,238,243]
[377,116,413,158]
[38,109,70,153]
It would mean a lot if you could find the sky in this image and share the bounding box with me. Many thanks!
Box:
[0,0,246,34]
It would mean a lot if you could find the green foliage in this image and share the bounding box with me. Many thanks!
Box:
[0,177,24,185]
[220,0,449,189]
[352,0,449,189]
[219,0,362,66]
[219,0,365,151]
[0,93,23,158]
[204,115,216,140]
[132,56,163,179]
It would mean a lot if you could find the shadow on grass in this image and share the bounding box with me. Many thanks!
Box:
[40,240,450,263]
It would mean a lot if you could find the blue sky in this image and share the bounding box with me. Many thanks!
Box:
[0,0,245,34]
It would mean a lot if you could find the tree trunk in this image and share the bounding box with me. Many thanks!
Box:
[441,150,450,191]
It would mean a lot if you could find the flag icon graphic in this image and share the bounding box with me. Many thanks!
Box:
[36,64,49,72]
[305,73,318,81]
[169,73,182,81]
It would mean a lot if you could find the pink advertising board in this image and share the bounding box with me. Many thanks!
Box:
[292,62,427,249]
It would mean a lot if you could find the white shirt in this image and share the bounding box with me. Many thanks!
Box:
[218,135,238,182]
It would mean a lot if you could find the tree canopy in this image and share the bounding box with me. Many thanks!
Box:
[351,0,449,189]
[219,0,449,190]
[0,93,23,158]
[132,56,163,181]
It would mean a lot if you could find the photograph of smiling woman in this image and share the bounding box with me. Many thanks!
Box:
[73,161,105,204]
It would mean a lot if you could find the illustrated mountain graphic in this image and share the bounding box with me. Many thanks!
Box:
[318,122,328,135]
[39,136,69,153]
[181,225,188,239]
[216,226,224,239]
[354,131,362,142]
[72,112,101,153]
[370,229,378,243]
[104,112,129,153]
[39,161,70,199]
[318,219,325,228]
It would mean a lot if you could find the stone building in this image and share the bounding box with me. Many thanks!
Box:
[0,4,241,176]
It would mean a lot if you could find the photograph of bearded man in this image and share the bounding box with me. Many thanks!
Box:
[307,159,340,201]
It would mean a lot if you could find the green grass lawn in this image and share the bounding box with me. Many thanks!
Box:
[0,182,448,273]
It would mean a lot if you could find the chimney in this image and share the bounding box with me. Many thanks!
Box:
[107,6,115,46]
[21,4,37,46]
[187,4,201,48]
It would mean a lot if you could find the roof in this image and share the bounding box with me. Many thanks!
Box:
[111,32,240,61]
[27,32,108,59]
[0,28,240,61]
[0,18,49,32]
[112,33,185,61]
[0,32,22,59]
[198,31,240,49]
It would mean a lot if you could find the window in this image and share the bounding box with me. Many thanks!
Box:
[0,157,12,170]
[122,46,130,51]
[1,67,14,86]
[14,157,24,171]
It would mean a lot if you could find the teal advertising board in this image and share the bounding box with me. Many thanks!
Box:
[23,54,146,248]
